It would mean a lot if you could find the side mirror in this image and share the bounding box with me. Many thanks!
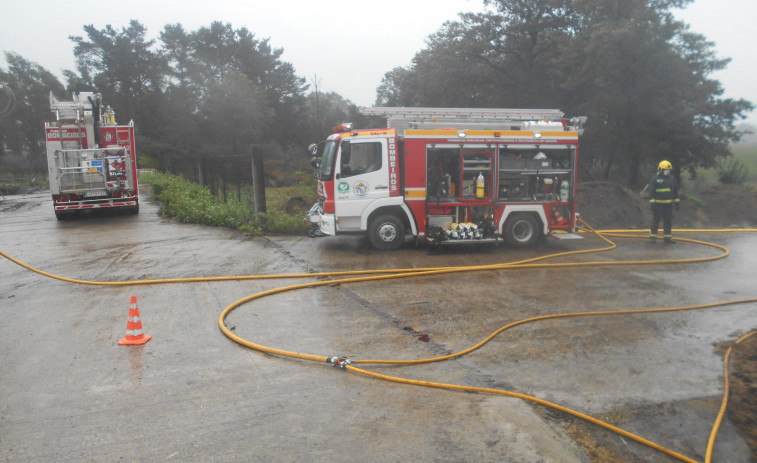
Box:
[308,143,318,156]
[310,157,319,168]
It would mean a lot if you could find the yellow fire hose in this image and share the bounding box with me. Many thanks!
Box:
[2,221,756,463]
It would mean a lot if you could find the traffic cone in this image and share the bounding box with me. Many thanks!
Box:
[552,208,568,225]
[118,295,152,345]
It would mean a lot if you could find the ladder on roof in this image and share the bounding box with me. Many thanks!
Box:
[358,106,565,131]
[49,92,97,121]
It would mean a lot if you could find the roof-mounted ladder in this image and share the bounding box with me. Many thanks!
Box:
[359,106,564,131]
[49,92,98,121]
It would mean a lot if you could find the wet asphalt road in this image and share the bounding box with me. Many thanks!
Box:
[1,191,756,462]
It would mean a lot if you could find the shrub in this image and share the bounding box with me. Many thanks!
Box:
[147,171,314,234]
[717,158,749,185]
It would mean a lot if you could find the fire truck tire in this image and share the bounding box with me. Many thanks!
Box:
[369,214,405,250]
[129,204,140,215]
[503,213,540,248]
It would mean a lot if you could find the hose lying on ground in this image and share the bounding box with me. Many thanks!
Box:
[2,222,756,462]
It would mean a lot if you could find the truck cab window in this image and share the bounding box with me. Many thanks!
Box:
[340,142,382,177]
[318,140,337,179]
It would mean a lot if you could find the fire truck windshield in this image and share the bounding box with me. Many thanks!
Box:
[318,140,337,180]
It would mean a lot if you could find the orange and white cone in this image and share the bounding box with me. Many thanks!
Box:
[118,296,152,345]
[552,208,568,225]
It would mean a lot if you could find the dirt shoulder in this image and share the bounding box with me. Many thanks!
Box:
[577,181,757,462]
[577,181,757,230]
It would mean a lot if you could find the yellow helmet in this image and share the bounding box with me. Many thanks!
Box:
[658,160,672,171]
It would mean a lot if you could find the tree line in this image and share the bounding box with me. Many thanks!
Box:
[377,0,753,186]
[0,20,367,188]
[0,0,753,189]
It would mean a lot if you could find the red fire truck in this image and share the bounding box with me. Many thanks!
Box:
[45,92,139,219]
[306,107,586,250]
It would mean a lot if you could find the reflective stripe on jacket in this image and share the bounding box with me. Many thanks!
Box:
[649,173,679,204]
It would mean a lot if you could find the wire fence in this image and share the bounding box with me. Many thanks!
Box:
[0,176,47,196]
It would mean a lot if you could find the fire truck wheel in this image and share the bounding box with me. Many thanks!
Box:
[369,214,406,250]
[503,213,540,248]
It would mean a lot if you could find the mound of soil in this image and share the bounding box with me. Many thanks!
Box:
[577,181,757,230]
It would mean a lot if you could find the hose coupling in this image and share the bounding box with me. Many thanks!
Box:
[328,356,352,369]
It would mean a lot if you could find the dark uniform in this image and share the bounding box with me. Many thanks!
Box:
[649,169,679,243]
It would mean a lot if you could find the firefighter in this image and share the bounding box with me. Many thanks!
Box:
[649,160,680,243]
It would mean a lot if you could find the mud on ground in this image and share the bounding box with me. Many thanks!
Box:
[577,181,757,461]
[577,181,757,230]
[719,334,757,462]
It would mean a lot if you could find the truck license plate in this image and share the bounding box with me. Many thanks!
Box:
[84,190,107,198]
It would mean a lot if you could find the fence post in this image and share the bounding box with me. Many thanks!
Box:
[251,146,266,214]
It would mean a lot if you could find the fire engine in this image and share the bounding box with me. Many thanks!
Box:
[306,107,586,250]
[45,92,139,219]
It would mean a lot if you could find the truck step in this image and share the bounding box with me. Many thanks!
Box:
[549,232,584,240]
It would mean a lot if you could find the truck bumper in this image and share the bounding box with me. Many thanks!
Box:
[307,203,336,237]
[54,198,138,211]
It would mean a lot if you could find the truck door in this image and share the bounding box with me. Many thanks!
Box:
[334,137,389,231]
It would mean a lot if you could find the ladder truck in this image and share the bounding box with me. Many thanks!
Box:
[306,107,586,250]
[45,92,139,219]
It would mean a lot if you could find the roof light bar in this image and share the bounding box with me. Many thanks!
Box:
[333,123,354,133]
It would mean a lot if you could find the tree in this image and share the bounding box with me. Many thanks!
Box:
[376,15,506,107]
[201,70,270,155]
[0,19,348,186]
[377,4,576,108]
[68,21,168,139]
[161,22,307,188]
[376,0,753,186]
[186,22,309,147]
[0,53,65,172]
[302,91,370,141]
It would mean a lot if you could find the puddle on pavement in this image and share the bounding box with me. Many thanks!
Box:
[127,345,146,389]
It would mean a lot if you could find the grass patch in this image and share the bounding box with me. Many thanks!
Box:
[0,174,48,194]
[732,144,757,181]
[142,171,317,235]
[683,144,757,189]
[686,194,707,208]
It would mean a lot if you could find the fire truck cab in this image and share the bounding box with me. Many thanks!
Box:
[307,107,585,250]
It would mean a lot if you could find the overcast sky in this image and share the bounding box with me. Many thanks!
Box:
[1,0,754,125]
